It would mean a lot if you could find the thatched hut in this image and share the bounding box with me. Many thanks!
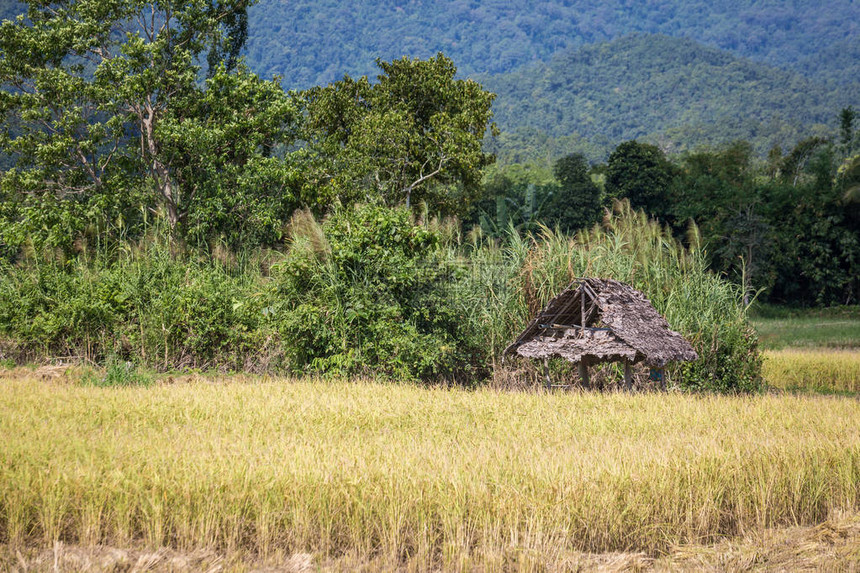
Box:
[503,278,698,389]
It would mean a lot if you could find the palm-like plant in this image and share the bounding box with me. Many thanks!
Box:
[838,154,860,203]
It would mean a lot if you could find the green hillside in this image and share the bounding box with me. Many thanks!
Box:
[1,1,856,161]
[244,0,858,89]
[482,34,858,161]
[2,0,857,89]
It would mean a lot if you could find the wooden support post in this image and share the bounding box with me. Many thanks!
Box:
[543,358,551,390]
[580,289,586,337]
[578,361,590,387]
[623,361,633,392]
[659,367,666,391]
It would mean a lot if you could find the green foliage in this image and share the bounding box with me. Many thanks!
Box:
[670,142,770,297]
[231,1,860,89]
[839,107,857,157]
[838,154,860,203]
[87,356,154,387]
[0,232,278,370]
[271,205,482,381]
[0,0,297,253]
[601,136,860,308]
[0,202,763,392]
[160,63,300,248]
[299,54,496,215]
[466,158,604,238]
[544,153,603,233]
[467,176,555,238]
[483,35,854,162]
[606,141,676,219]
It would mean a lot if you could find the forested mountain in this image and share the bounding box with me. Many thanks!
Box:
[248,0,858,89]
[482,34,858,162]
[0,0,855,160]
[2,0,857,89]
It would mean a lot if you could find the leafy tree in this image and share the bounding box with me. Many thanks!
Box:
[273,204,483,381]
[715,205,772,306]
[162,64,300,247]
[780,136,828,186]
[671,142,770,292]
[543,153,602,233]
[0,0,296,253]
[300,54,496,215]
[766,182,860,305]
[838,154,860,203]
[605,141,676,220]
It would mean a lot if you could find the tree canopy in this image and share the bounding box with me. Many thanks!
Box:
[544,153,602,233]
[0,0,298,252]
[605,141,676,220]
[299,54,496,215]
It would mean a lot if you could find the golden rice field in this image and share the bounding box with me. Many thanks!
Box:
[762,348,860,393]
[1,367,859,571]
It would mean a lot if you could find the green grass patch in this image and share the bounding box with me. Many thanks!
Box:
[751,306,860,350]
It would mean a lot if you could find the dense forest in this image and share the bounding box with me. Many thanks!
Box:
[242,0,860,89]
[2,0,858,88]
[483,34,856,163]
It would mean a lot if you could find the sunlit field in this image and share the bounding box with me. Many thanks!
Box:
[1,371,859,571]
[753,305,860,395]
[763,349,860,393]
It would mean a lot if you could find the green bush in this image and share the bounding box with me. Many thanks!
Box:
[271,205,484,381]
[0,236,279,372]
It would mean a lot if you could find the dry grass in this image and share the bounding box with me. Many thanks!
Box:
[1,372,859,571]
[3,512,859,571]
[763,349,860,393]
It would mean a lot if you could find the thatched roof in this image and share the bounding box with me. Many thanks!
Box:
[504,278,698,367]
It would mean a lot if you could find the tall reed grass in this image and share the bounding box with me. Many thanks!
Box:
[1,375,857,569]
[454,201,761,391]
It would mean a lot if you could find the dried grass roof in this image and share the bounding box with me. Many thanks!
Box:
[504,278,698,367]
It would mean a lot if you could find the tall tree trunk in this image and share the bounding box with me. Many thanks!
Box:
[139,103,180,235]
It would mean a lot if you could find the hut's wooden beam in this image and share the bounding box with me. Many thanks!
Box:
[547,290,583,331]
[578,362,590,386]
[623,361,633,391]
[580,288,586,337]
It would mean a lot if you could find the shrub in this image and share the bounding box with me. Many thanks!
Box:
[271,205,484,381]
[0,234,279,372]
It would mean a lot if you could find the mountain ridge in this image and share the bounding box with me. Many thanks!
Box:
[242,0,859,89]
[481,34,858,161]
[1,1,856,89]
